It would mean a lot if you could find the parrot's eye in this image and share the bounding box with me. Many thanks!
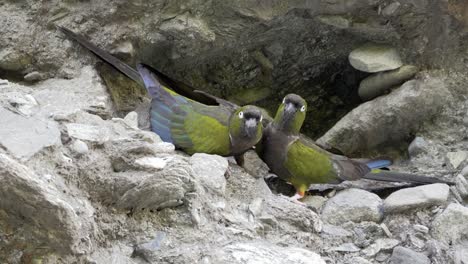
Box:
[238,111,244,118]
[300,105,306,112]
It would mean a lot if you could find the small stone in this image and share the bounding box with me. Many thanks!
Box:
[242,150,270,178]
[4,92,38,117]
[362,238,400,256]
[332,243,360,252]
[134,157,170,170]
[455,174,468,198]
[321,188,383,225]
[0,79,9,87]
[24,71,43,82]
[358,65,419,101]
[432,203,468,244]
[190,153,228,196]
[461,166,468,177]
[303,195,327,212]
[388,246,430,264]
[446,151,468,169]
[408,137,430,157]
[317,15,351,29]
[413,224,429,234]
[154,142,176,153]
[349,43,403,73]
[66,123,109,143]
[382,2,401,16]
[384,183,450,213]
[375,252,390,262]
[321,224,352,238]
[380,223,392,237]
[110,41,135,60]
[70,139,88,155]
[132,232,166,262]
[123,111,139,128]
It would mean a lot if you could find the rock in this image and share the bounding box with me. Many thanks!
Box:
[303,195,327,212]
[242,150,270,178]
[110,41,135,60]
[321,224,352,238]
[208,242,326,264]
[321,188,383,225]
[389,246,430,264]
[0,79,9,87]
[358,65,419,101]
[132,232,166,262]
[446,151,468,169]
[408,137,430,157]
[384,183,450,213]
[413,224,429,234]
[349,44,403,73]
[190,153,228,196]
[432,203,468,244]
[2,92,39,117]
[454,245,468,264]
[362,238,400,257]
[382,2,401,16]
[24,71,43,82]
[134,157,170,170]
[318,78,450,155]
[317,15,351,29]
[461,166,468,177]
[123,111,139,128]
[332,243,360,252]
[66,123,110,143]
[70,139,89,155]
[0,154,95,254]
[0,107,61,159]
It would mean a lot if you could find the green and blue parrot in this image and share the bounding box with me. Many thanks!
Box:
[59,27,264,158]
[257,94,452,200]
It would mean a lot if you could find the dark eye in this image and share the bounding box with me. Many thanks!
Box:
[238,111,244,118]
[300,105,306,112]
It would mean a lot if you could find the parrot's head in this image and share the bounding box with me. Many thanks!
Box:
[274,93,307,133]
[229,105,263,148]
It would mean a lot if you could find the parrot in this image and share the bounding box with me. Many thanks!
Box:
[257,93,453,200]
[58,26,264,159]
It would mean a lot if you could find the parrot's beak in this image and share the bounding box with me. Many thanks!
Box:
[245,118,259,137]
[283,102,296,119]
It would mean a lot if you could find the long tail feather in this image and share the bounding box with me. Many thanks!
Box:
[363,170,454,185]
[58,26,143,85]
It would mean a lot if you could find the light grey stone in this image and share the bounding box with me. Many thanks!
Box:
[190,153,228,196]
[123,111,139,128]
[389,246,430,264]
[132,232,166,262]
[0,79,9,87]
[408,137,430,157]
[349,44,403,72]
[317,15,351,29]
[242,150,270,178]
[0,107,61,159]
[384,183,450,213]
[208,242,326,264]
[321,188,383,225]
[446,151,468,169]
[70,139,89,155]
[413,224,429,234]
[362,238,400,256]
[0,154,95,254]
[461,166,468,177]
[303,195,327,212]
[358,65,419,101]
[332,243,360,252]
[318,78,450,155]
[382,2,401,16]
[432,203,468,244]
[1,92,39,117]
[66,123,110,143]
[321,224,352,238]
[134,157,171,170]
[24,71,43,82]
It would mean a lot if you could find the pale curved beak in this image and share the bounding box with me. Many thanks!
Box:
[245,118,259,137]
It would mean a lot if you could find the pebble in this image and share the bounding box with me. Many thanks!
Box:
[413,224,429,234]
[322,188,383,225]
[446,151,468,169]
[384,183,449,213]
[461,166,468,177]
[382,2,401,16]
[70,139,89,155]
[331,243,360,252]
[431,203,468,244]
[24,71,43,82]
[123,111,139,128]
[408,137,430,157]
[134,157,170,170]
[358,65,418,101]
[349,43,403,73]
[362,238,400,256]
[303,195,327,212]
[388,246,430,264]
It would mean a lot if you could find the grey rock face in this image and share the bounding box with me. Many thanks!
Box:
[318,78,451,155]
[321,188,383,225]
[0,154,95,255]
[190,153,228,196]
[207,242,326,264]
[358,65,419,101]
[389,246,430,264]
[432,203,468,245]
[349,44,403,73]
[384,183,450,213]
[0,107,61,159]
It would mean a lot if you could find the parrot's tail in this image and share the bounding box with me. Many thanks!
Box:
[58,26,142,84]
[365,159,392,169]
[363,169,454,185]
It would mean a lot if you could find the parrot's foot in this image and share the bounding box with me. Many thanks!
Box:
[279,193,306,206]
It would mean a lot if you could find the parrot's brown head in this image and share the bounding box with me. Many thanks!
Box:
[273,93,307,133]
[228,105,263,154]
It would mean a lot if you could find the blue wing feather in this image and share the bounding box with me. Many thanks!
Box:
[366,159,392,169]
